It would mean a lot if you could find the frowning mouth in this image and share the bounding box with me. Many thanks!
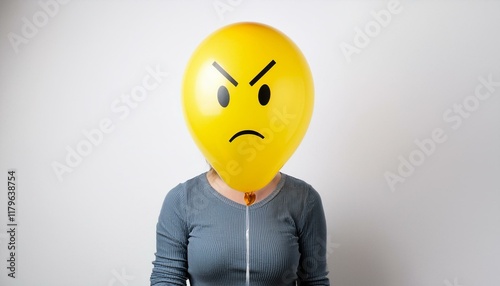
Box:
[229,130,265,143]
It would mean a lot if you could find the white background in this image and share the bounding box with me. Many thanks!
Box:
[1,1,500,285]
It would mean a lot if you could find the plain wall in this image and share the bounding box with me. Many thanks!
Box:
[1,1,499,285]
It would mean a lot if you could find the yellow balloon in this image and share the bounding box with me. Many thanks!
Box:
[182,22,314,192]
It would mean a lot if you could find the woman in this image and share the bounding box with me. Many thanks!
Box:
[152,22,329,285]
[150,168,330,285]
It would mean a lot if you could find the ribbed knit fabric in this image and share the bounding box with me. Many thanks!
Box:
[151,172,330,286]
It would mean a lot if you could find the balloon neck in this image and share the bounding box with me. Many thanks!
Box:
[244,192,256,206]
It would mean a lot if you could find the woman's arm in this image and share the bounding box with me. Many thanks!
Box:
[297,187,330,286]
[151,185,189,286]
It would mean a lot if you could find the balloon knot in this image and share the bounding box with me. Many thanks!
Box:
[244,192,256,206]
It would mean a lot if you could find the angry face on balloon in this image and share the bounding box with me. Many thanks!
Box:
[183,22,314,192]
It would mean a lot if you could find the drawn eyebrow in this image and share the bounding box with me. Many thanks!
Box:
[212,61,238,86]
[249,60,276,86]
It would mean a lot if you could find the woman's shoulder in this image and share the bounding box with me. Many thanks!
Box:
[280,173,327,229]
[278,173,324,208]
[282,173,311,188]
[282,173,320,196]
[163,173,208,202]
[177,172,207,190]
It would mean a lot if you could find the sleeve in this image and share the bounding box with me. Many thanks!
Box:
[150,184,189,286]
[297,186,330,286]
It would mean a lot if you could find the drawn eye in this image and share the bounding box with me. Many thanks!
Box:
[217,85,229,107]
[258,84,270,106]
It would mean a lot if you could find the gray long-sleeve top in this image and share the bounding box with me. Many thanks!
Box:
[151,172,330,286]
